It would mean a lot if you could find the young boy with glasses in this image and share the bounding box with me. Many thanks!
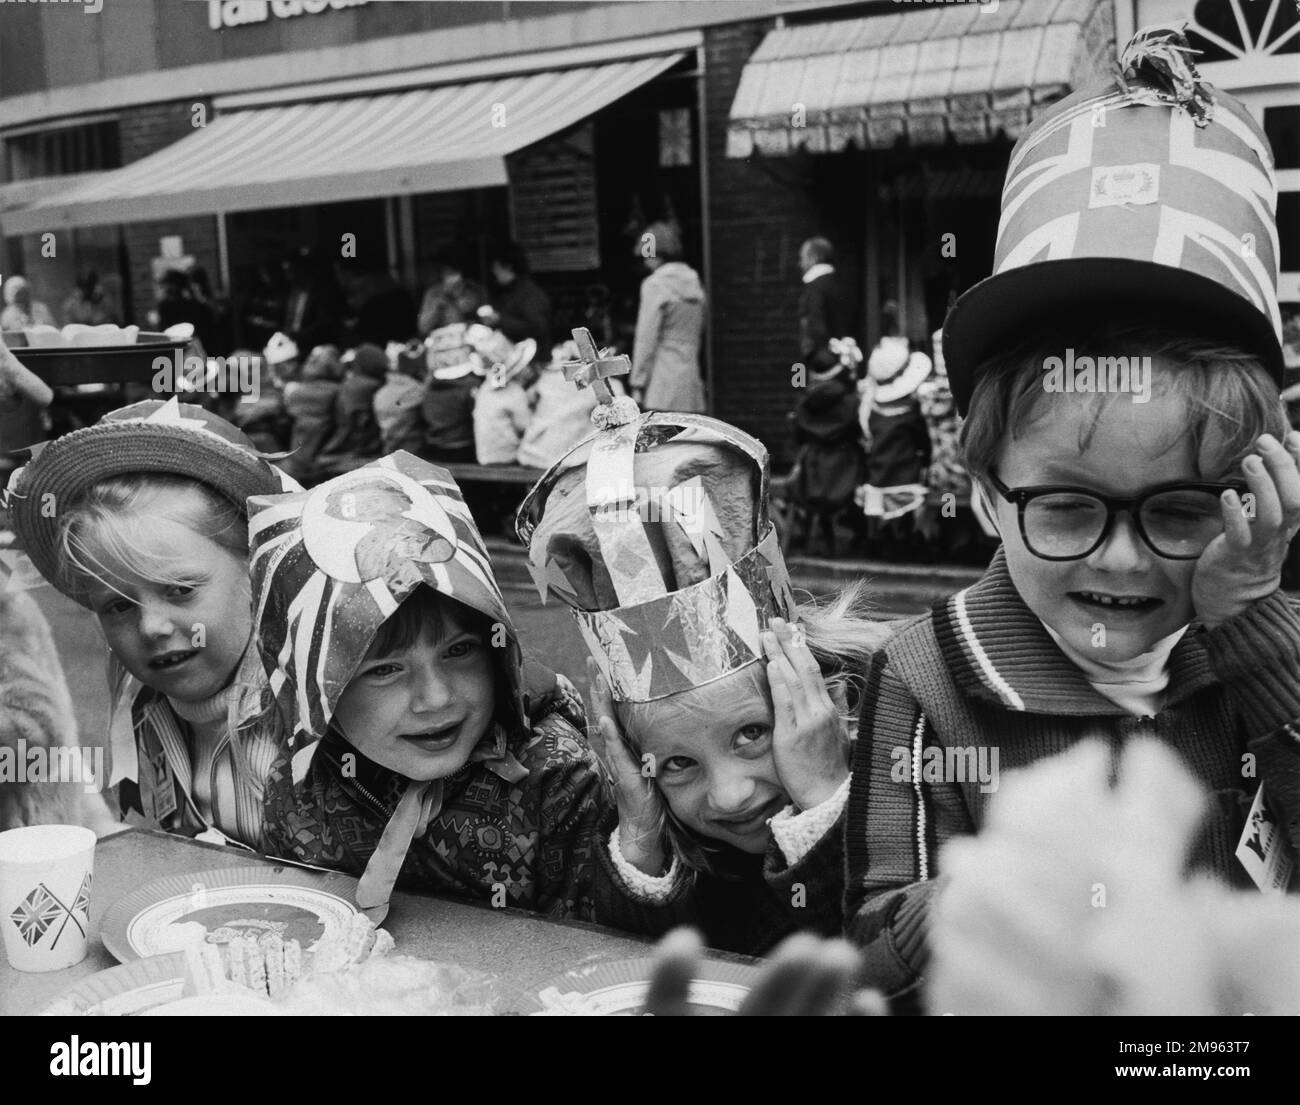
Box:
[844,26,1300,996]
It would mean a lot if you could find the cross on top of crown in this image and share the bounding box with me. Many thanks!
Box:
[561,327,630,405]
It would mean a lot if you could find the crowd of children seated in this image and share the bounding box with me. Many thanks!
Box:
[213,326,609,490]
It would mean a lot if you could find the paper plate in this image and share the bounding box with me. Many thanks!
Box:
[532,956,764,1016]
[99,866,362,964]
[41,953,189,1016]
[40,954,281,1016]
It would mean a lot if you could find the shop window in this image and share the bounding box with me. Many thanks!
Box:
[1265,105,1300,171]
[1187,0,1299,63]
[3,119,121,183]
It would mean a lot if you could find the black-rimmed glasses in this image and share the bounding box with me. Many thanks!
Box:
[986,469,1248,561]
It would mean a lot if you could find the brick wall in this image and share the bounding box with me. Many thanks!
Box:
[118,100,219,325]
[703,20,828,466]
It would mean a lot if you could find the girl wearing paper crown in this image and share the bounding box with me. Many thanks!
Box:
[844,24,1300,998]
[4,398,302,849]
[253,452,606,921]
[516,331,891,955]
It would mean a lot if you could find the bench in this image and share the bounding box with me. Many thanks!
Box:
[440,463,548,536]
[441,463,547,488]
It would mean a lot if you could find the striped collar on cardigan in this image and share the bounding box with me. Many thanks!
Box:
[928,548,1217,716]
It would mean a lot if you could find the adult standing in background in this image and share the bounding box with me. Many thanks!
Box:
[1,276,56,332]
[62,270,117,327]
[630,221,707,413]
[282,248,343,351]
[483,241,551,358]
[417,251,487,337]
[797,237,853,376]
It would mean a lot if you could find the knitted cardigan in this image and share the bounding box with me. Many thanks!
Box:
[592,808,845,956]
[844,549,1300,996]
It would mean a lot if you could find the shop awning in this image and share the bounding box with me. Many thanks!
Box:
[726,0,1109,158]
[3,52,684,236]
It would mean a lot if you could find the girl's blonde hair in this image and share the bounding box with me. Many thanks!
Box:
[614,580,893,877]
[60,474,283,812]
[57,474,248,603]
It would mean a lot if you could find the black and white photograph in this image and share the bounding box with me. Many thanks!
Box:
[0,0,1298,1068]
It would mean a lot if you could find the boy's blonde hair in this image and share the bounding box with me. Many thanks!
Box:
[615,581,892,876]
[960,317,1288,490]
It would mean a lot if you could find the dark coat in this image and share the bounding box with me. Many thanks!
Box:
[798,271,854,373]
[494,276,552,356]
[792,371,866,510]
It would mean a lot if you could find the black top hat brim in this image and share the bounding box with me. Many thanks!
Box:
[943,258,1286,417]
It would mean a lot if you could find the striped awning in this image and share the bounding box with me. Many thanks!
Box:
[3,53,684,236]
[727,0,1111,158]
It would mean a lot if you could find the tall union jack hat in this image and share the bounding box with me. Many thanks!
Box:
[943,23,1284,416]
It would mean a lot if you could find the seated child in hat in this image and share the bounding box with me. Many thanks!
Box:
[856,318,932,557]
[4,399,301,849]
[517,377,891,955]
[374,343,428,456]
[255,453,607,920]
[516,340,615,470]
[282,344,343,483]
[472,336,536,466]
[421,323,482,464]
[230,331,298,453]
[845,26,1300,997]
[317,343,387,471]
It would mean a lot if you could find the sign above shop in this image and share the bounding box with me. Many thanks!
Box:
[508,123,600,273]
[208,0,369,32]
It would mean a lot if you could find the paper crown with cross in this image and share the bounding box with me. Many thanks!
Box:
[942,22,1285,417]
[515,328,796,703]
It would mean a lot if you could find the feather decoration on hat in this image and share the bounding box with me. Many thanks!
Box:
[1117,21,1214,126]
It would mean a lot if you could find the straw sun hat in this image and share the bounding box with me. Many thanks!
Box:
[5,398,296,605]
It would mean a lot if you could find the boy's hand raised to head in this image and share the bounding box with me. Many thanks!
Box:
[1193,431,1300,629]
[586,659,667,876]
[764,618,851,811]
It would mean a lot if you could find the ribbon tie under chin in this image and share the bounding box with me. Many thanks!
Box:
[354,778,444,923]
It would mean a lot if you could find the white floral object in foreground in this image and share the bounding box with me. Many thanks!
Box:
[928,739,1300,1016]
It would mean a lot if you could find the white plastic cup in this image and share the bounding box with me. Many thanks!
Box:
[0,825,96,972]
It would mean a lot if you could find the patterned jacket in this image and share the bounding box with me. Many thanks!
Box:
[261,677,608,920]
[845,548,1300,995]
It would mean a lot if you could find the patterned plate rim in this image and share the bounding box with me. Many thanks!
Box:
[99,865,361,964]
[40,952,188,1016]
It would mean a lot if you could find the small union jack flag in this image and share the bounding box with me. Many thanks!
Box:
[73,873,92,921]
[10,884,64,946]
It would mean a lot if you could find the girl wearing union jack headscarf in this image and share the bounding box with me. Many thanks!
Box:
[253,451,608,922]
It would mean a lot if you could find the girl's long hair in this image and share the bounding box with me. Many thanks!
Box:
[615,580,893,879]
[60,475,281,819]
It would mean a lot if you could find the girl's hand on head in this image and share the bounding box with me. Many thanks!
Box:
[585,659,666,876]
[1192,432,1300,629]
[763,618,851,811]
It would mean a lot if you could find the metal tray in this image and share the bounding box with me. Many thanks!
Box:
[2,331,190,387]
